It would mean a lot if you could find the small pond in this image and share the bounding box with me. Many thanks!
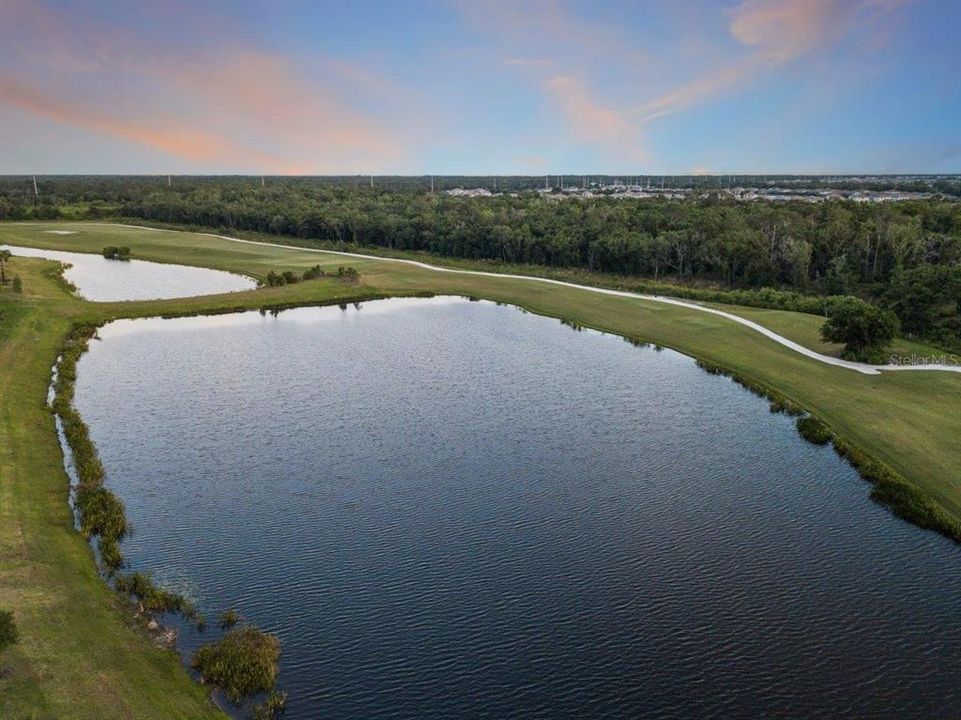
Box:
[1,243,256,300]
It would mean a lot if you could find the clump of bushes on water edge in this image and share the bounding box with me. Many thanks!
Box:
[832,437,961,541]
[114,572,198,620]
[253,690,288,720]
[55,325,207,620]
[262,263,358,288]
[54,320,287,710]
[336,265,359,283]
[796,416,833,445]
[102,246,131,260]
[693,355,961,543]
[191,625,282,703]
[55,327,201,612]
[694,359,804,416]
[263,269,302,287]
[53,322,128,572]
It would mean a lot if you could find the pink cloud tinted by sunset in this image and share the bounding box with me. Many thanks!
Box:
[0,0,955,174]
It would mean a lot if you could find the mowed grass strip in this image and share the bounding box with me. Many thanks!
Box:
[0,258,222,719]
[2,221,961,717]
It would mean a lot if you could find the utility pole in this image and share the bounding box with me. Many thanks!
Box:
[32,175,39,199]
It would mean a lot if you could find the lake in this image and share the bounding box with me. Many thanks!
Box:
[1,243,256,300]
[72,297,961,718]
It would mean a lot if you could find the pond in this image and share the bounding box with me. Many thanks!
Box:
[1,243,256,300]
[72,297,961,718]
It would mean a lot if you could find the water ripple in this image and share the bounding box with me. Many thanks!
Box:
[73,297,961,719]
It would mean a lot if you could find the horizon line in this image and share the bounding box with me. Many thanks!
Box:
[2,173,959,178]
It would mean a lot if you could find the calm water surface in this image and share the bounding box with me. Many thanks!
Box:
[73,297,961,718]
[1,243,255,300]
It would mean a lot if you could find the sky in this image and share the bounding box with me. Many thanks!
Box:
[0,0,959,176]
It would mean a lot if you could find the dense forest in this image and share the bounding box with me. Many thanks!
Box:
[2,176,960,351]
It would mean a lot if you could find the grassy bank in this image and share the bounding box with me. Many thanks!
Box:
[0,257,222,718]
[3,221,961,716]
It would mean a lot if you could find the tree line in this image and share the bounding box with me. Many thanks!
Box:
[1,176,959,349]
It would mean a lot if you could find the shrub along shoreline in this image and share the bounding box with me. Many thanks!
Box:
[51,314,315,716]
[45,273,423,716]
[52,322,129,572]
[696,358,961,543]
[52,318,291,716]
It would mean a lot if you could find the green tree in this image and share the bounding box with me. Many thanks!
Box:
[784,237,812,288]
[885,265,961,337]
[821,299,899,359]
[821,253,855,295]
[886,217,924,271]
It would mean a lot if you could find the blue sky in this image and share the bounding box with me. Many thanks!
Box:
[0,0,958,175]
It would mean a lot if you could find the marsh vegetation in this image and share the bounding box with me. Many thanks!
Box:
[191,626,282,704]
[796,416,833,445]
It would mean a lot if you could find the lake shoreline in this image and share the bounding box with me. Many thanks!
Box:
[66,295,961,718]
[4,222,961,717]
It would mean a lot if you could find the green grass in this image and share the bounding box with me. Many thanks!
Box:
[709,302,951,360]
[3,221,961,716]
[0,258,222,719]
